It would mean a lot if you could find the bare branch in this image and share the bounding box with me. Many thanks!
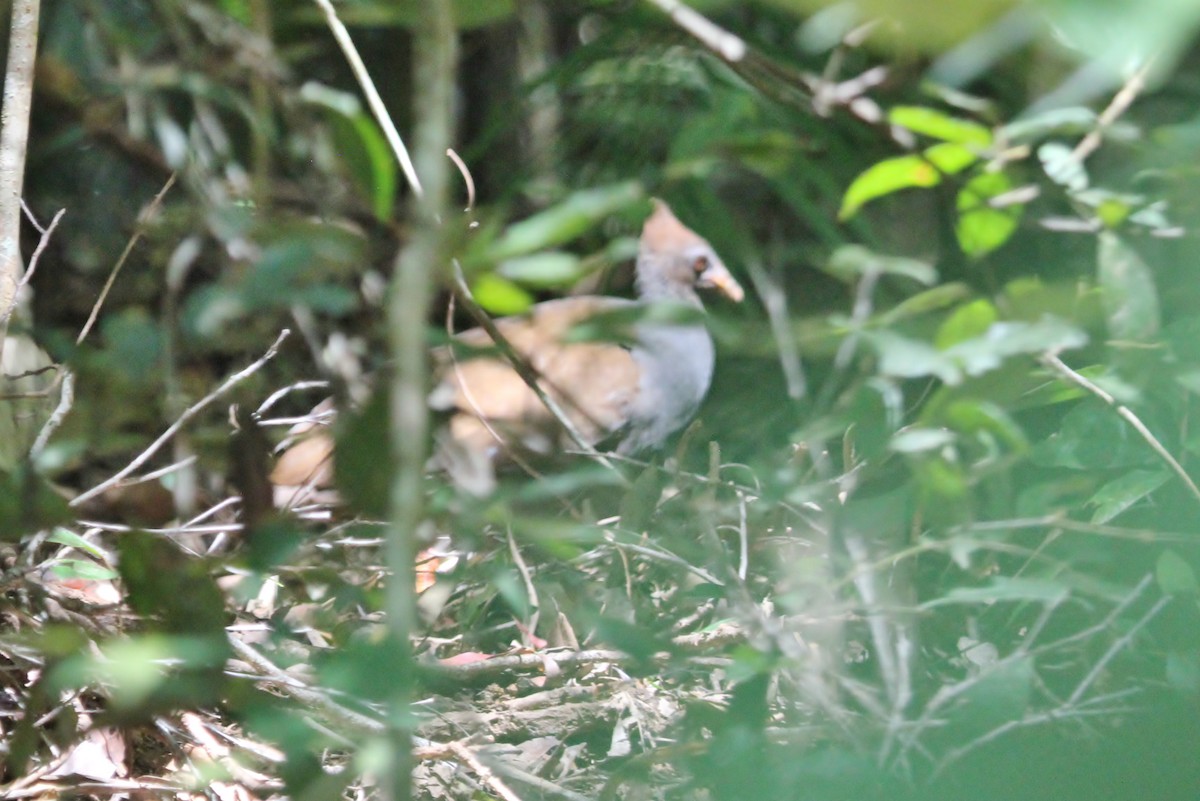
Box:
[71,329,291,507]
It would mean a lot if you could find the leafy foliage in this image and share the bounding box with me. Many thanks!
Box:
[4,1,1200,800]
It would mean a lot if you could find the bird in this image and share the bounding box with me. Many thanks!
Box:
[270,199,743,501]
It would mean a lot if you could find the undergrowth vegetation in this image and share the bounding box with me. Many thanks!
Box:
[2,1,1200,799]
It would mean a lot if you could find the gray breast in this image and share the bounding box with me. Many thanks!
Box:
[618,319,715,454]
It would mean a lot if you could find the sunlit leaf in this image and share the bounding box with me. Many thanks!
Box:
[471,273,535,315]
[889,106,992,146]
[956,171,1022,257]
[839,155,943,219]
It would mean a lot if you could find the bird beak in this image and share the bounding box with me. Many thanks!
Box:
[699,259,745,302]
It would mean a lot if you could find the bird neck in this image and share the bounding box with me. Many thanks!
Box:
[634,255,702,307]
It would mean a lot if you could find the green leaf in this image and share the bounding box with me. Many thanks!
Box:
[889,427,956,453]
[1038,142,1088,191]
[956,171,1023,257]
[117,532,229,639]
[47,527,108,559]
[943,400,1029,452]
[1002,107,1099,143]
[1158,550,1199,596]
[1089,469,1170,524]
[48,559,119,582]
[1097,232,1160,342]
[936,299,999,349]
[889,106,993,146]
[497,252,586,289]
[0,466,74,541]
[824,245,938,285]
[301,83,396,221]
[485,183,644,262]
[924,577,1069,607]
[865,330,962,384]
[839,155,943,219]
[471,273,535,315]
[868,318,1087,386]
[924,142,980,175]
[877,283,972,325]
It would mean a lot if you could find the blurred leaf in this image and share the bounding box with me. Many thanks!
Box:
[890,427,956,453]
[100,310,164,383]
[1088,469,1170,524]
[48,527,109,559]
[336,388,390,518]
[482,183,644,262]
[956,170,1022,257]
[943,400,1029,452]
[924,577,1069,607]
[620,465,667,534]
[48,559,118,581]
[497,252,586,288]
[1039,142,1088,191]
[824,245,938,285]
[1158,550,1199,596]
[839,155,943,219]
[1002,107,1099,143]
[52,634,229,714]
[301,83,397,221]
[1098,232,1161,342]
[866,330,961,384]
[0,466,74,541]
[888,106,993,146]
[924,141,982,173]
[117,531,228,639]
[936,299,999,349]
[878,283,972,325]
[1031,399,1152,469]
[293,0,515,29]
[471,272,535,315]
[1040,0,1200,78]
[868,318,1086,385]
[1166,650,1200,693]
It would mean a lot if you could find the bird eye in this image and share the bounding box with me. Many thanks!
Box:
[692,255,709,274]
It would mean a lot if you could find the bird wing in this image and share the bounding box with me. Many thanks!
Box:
[432,296,641,456]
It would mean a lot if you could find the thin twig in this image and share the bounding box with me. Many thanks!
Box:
[446,147,475,211]
[312,0,423,198]
[0,207,63,331]
[228,635,386,735]
[77,173,177,346]
[642,0,746,62]
[28,368,72,457]
[1041,352,1200,504]
[1070,61,1153,164]
[450,260,622,476]
[71,329,290,507]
